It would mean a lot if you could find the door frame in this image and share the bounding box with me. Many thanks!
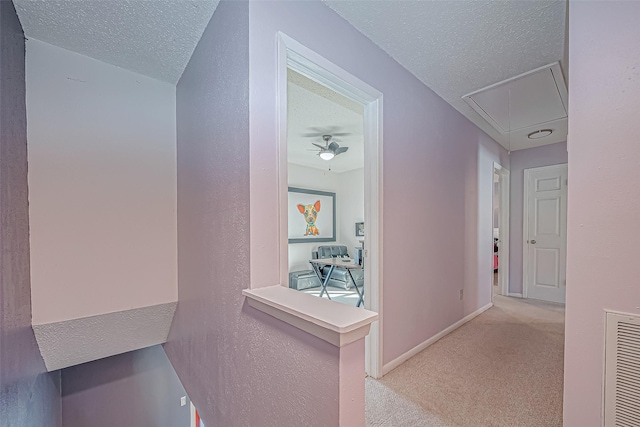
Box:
[522,163,568,299]
[276,33,384,379]
[493,162,510,298]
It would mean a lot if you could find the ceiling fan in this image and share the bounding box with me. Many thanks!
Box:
[310,135,349,161]
[301,126,351,138]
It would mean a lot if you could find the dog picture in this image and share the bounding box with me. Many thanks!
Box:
[297,200,321,236]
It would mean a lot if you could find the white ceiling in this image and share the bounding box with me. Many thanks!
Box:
[288,70,364,174]
[323,0,567,150]
[13,0,219,84]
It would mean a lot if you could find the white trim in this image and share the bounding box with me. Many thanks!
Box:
[190,402,196,427]
[508,293,523,298]
[243,286,378,347]
[381,303,493,375]
[276,33,384,378]
[522,163,568,300]
[493,162,510,298]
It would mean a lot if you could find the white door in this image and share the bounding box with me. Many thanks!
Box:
[523,164,568,303]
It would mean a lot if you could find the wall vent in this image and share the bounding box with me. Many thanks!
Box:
[605,312,640,427]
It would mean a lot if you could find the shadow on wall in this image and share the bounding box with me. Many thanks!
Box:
[61,346,189,427]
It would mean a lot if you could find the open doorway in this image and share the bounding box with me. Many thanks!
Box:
[492,162,510,299]
[277,33,383,378]
[286,69,365,306]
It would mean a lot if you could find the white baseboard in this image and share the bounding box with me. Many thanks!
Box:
[508,293,523,298]
[382,302,493,376]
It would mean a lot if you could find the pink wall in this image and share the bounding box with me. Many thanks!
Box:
[0,2,61,424]
[248,1,508,365]
[26,40,177,324]
[508,141,567,295]
[164,2,341,425]
[564,2,640,425]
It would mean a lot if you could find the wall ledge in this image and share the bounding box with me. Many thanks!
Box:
[33,301,177,371]
[243,285,378,347]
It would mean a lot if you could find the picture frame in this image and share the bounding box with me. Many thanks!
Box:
[355,222,365,237]
[288,187,336,243]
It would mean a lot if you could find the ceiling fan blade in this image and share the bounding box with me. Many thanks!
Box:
[305,127,326,133]
[328,142,340,151]
[331,132,351,137]
[312,143,326,149]
[304,126,350,135]
[334,147,349,155]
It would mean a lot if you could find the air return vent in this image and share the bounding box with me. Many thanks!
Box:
[605,312,640,427]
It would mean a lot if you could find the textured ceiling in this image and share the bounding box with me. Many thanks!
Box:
[288,70,364,174]
[13,0,567,148]
[324,0,567,150]
[13,0,219,84]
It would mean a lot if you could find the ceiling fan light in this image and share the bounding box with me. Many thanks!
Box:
[319,150,335,161]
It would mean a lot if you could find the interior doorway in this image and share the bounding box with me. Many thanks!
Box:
[277,33,384,378]
[285,69,365,306]
[492,163,510,299]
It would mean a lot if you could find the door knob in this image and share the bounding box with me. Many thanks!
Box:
[530,240,536,244]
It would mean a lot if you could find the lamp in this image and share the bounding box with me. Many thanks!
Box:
[319,149,335,161]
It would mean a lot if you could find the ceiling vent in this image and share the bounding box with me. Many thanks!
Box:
[605,311,640,427]
[462,62,567,141]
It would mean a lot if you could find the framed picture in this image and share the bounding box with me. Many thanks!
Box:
[355,222,365,237]
[288,187,336,243]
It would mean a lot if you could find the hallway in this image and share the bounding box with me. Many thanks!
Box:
[366,295,565,427]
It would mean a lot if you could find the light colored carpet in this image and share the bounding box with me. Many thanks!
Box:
[366,295,565,427]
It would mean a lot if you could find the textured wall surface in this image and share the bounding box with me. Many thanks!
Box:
[26,39,177,325]
[508,141,567,295]
[0,2,61,426]
[165,2,341,425]
[61,346,189,427]
[247,1,508,365]
[564,2,640,425]
[34,302,176,371]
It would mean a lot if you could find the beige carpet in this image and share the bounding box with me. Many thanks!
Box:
[302,286,360,306]
[366,295,565,427]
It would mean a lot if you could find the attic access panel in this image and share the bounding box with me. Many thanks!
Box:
[462,62,568,135]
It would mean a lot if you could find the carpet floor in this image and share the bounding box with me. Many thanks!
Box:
[302,285,360,306]
[366,295,565,427]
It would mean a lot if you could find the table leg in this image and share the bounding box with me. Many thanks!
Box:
[347,268,364,307]
[317,265,335,301]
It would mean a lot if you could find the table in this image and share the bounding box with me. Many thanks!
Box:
[308,258,364,307]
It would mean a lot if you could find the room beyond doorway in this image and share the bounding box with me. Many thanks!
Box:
[492,163,510,300]
[276,33,384,378]
[286,68,366,309]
